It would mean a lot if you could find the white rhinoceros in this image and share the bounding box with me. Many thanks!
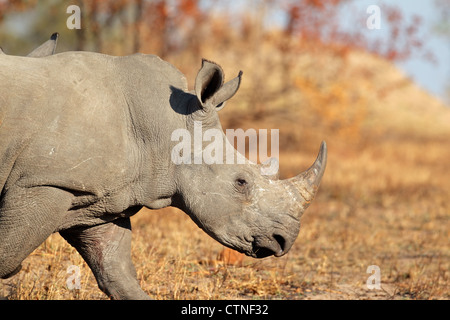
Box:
[0,34,326,299]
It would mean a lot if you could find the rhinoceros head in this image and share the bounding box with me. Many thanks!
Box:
[171,60,327,258]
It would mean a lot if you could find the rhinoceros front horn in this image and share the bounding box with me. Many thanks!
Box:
[285,141,327,214]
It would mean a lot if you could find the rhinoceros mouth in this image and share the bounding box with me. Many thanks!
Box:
[249,234,287,258]
[251,246,279,258]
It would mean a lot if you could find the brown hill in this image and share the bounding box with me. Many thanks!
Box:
[2,32,449,300]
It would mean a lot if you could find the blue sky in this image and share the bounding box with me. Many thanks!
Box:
[4,0,448,104]
[223,0,449,104]
[341,0,449,104]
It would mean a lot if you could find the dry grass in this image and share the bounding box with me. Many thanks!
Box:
[1,36,449,300]
[2,114,448,300]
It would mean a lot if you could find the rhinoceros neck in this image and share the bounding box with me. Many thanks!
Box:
[114,54,189,209]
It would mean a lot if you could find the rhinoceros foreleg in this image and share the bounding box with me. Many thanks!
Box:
[0,186,72,279]
[60,217,150,300]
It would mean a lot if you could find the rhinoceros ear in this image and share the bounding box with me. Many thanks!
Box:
[195,59,242,111]
[27,32,59,57]
[195,59,224,105]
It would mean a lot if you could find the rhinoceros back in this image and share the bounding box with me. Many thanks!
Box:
[0,51,186,197]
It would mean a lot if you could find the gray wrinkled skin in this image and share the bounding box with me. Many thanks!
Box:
[0,36,326,299]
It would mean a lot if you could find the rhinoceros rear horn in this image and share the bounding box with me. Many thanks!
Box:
[195,59,242,111]
[286,141,327,211]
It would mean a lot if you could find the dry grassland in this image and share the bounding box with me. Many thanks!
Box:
[1,46,449,300]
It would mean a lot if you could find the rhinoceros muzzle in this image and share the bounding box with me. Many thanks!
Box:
[249,141,327,258]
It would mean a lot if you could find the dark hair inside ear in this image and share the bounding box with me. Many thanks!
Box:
[201,70,222,103]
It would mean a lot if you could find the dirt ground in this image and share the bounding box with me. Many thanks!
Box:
[1,118,448,300]
[1,43,449,300]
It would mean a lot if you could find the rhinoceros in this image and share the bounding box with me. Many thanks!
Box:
[0,35,327,299]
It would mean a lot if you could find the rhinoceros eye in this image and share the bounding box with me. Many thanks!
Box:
[234,177,251,195]
[236,178,247,186]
